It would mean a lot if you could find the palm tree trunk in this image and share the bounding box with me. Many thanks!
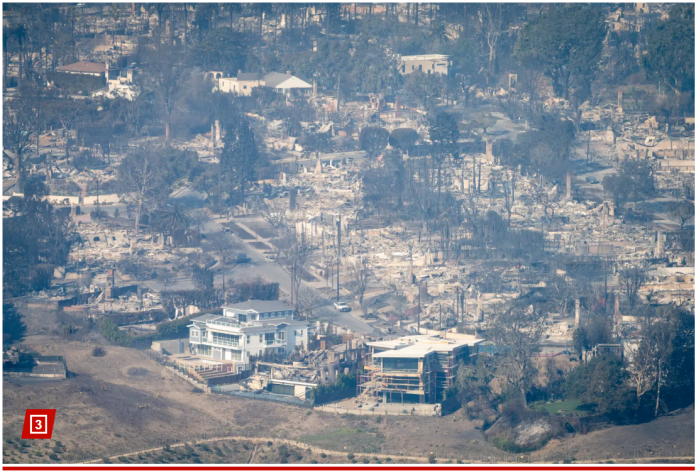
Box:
[654,365,662,417]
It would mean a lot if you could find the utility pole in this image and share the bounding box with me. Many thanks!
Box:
[439,304,442,332]
[336,213,341,301]
[337,75,341,113]
[417,290,421,334]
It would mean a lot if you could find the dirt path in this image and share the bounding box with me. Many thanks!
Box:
[246,444,256,464]
[83,436,428,464]
[81,434,693,465]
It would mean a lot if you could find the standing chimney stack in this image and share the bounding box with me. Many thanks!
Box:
[656,231,663,257]
[566,173,572,200]
[574,299,580,327]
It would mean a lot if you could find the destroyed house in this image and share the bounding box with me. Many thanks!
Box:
[358,335,484,404]
[187,300,308,371]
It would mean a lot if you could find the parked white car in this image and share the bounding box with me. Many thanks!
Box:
[334,302,351,312]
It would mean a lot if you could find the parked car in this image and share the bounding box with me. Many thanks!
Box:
[334,302,351,312]
[236,253,251,264]
[223,227,233,234]
[585,176,599,184]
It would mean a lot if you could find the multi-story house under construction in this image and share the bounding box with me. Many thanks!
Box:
[358,334,484,404]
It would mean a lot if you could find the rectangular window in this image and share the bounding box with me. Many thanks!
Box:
[251,314,257,321]
[191,329,199,337]
[264,333,275,344]
[200,330,206,339]
[277,330,285,341]
[259,335,263,343]
[238,314,247,323]
[243,85,247,89]
[229,350,242,361]
[246,335,250,344]
[198,345,212,357]
[212,332,240,347]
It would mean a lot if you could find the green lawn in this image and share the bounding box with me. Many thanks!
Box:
[300,428,384,453]
[532,399,592,417]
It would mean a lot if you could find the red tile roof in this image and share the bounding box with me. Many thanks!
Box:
[56,62,106,74]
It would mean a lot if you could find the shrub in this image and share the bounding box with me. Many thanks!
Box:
[428,454,436,464]
[48,453,58,461]
[92,346,106,357]
[347,453,354,460]
[267,441,273,447]
[320,453,327,458]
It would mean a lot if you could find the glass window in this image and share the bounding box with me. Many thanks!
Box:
[212,332,240,347]
[277,330,285,341]
[264,333,275,344]
[259,335,263,343]
[246,335,250,344]
[198,345,212,357]
[238,314,247,323]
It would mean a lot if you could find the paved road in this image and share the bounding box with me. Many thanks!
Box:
[170,188,374,334]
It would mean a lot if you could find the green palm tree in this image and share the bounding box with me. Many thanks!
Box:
[429,21,450,47]
[155,204,191,236]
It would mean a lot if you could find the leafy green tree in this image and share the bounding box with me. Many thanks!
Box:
[359,126,389,159]
[429,112,459,198]
[117,146,167,238]
[514,115,575,179]
[643,4,694,95]
[402,71,445,110]
[3,196,73,298]
[573,311,613,359]
[389,128,419,154]
[3,303,26,349]
[564,356,636,420]
[139,46,186,140]
[192,267,214,291]
[602,159,655,214]
[220,119,259,203]
[488,304,545,406]
[3,96,38,189]
[667,200,694,230]
[515,6,605,99]
[187,27,248,75]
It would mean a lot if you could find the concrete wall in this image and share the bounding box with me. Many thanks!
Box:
[400,59,448,76]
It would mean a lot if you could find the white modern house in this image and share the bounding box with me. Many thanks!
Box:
[217,71,312,97]
[187,300,308,373]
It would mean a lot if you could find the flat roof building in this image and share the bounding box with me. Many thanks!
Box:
[399,54,451,76]
[359,334,484,404]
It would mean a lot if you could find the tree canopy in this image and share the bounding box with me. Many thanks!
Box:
[643,4,695,95]
[515,6,606,99]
